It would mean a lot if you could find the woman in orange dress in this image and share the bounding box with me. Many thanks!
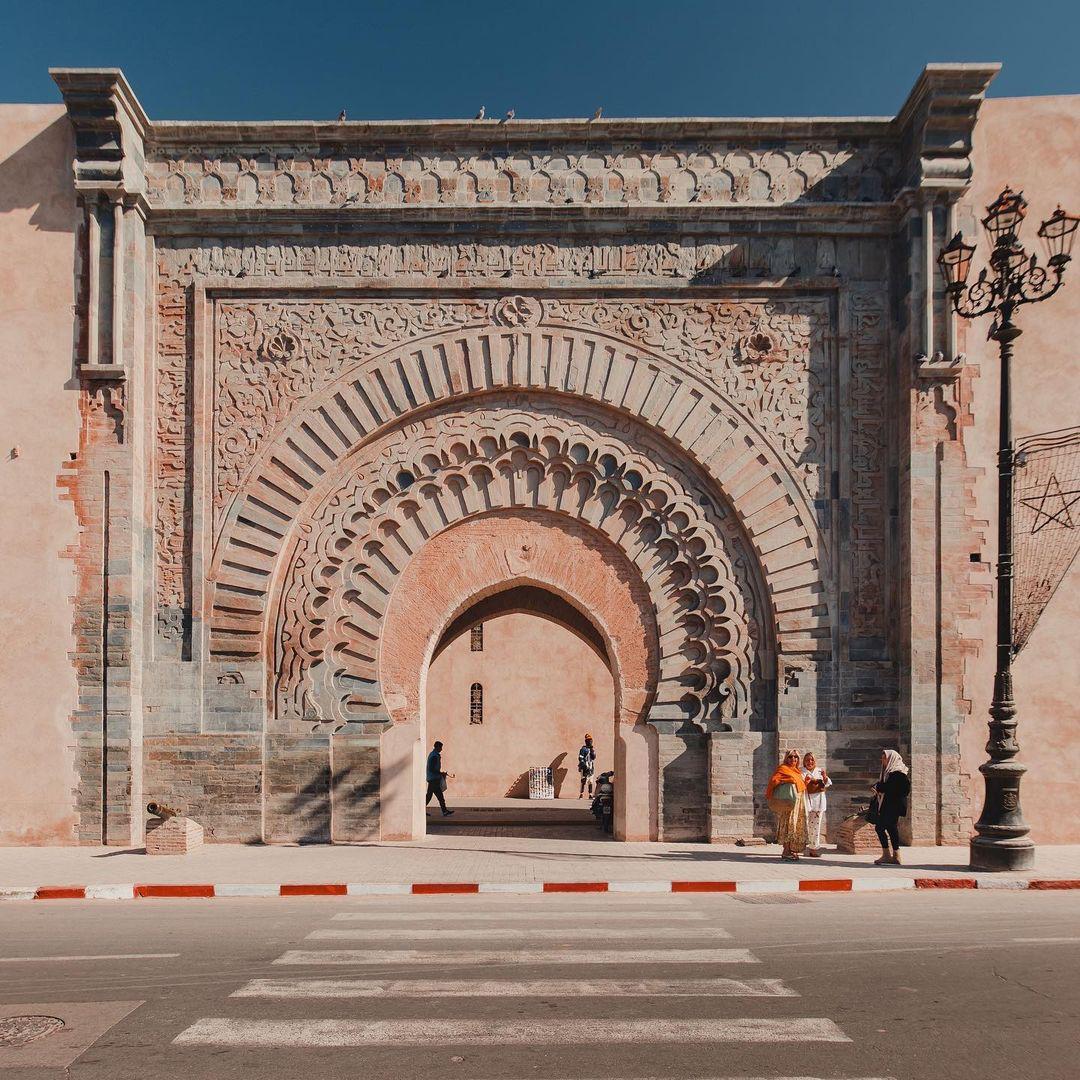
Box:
[766,749,809,861]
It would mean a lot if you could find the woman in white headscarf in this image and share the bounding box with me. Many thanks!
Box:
[801,751,831,858]
[872,749,911,865]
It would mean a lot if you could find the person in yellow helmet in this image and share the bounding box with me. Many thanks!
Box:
[578,733,596,798]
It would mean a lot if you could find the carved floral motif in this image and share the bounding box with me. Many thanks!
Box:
[493,295,543,327]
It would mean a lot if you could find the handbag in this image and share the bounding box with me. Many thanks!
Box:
[439,775,448,792]
[768,781,798,815]
[806,777,826,794]
[864,795,881,825]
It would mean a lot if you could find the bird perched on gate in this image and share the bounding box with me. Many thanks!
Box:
[338,109,347,121]
[475,105,486,120]
[591,106,602,121]
[502,108,515,123]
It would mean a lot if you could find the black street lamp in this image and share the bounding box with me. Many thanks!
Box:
[938,188,1079,871]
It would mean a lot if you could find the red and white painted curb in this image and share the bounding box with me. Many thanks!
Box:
[1,877,1077,900]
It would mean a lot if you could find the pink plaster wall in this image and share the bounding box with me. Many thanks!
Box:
[0,106,80,843]
[960,95,1080,844]
[426,612,615,798]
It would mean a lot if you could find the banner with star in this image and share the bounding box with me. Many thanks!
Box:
[1013,425,1080,652]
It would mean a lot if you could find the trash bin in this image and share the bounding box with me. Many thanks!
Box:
[528,766,554,800]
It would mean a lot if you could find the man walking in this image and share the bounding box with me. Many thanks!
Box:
[426,740,454,816]
[578,733,597,798]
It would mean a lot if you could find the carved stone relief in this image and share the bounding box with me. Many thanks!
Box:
[848,289,890,643]
[156,235,834,286]
[211,296,829,524]
[155,239,838,666]
[146,141,898,210]
[543,298,830,491]
[267,404,766,731]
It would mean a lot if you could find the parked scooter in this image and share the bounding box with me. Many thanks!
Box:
[591,771,615,834]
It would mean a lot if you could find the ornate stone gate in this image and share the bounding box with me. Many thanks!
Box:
[53,65,997,845]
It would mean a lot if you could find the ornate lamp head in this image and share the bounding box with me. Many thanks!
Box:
[982,187,1028,247]
[938,232,977,291]
[1037,205,1080,268]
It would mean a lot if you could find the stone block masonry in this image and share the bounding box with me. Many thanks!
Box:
[145,815,204,854]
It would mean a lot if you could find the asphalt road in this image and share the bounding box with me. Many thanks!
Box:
[0,889,1077,1079]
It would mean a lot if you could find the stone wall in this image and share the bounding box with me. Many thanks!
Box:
[8,66,1077,848]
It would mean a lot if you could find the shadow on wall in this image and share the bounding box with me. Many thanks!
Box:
[280,761,332,845]
[0,116,77,231]
[504,752,569,798]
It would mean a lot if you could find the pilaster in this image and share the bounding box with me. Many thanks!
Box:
[894,64,998,843]
[53,69,150,844]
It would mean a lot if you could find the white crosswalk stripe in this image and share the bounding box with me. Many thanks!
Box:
[233,975,798,998]
[330,908,709,921]
[175,1017,851,1047]
[306,926,732,941]
[171,893,886,1075]
[274,947,760,965]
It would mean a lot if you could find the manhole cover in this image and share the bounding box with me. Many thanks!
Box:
[0,1015,65,1048]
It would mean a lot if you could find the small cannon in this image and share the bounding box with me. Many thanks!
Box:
[146,801,180,820]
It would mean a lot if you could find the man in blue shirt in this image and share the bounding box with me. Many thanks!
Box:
[425,740,454,816]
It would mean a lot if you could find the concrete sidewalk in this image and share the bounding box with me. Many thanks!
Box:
[2,835,1078,890]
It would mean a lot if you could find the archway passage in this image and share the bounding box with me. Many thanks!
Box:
[425,587,617,837]
[377,510,660,841]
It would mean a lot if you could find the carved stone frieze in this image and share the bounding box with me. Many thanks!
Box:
[146,141,899,210]
[156,235,820,286]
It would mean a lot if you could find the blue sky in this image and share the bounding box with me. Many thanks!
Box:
[4,0,1079,120]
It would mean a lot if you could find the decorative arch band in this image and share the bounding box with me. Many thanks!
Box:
[205,315,832,685]
[263,405,763,729]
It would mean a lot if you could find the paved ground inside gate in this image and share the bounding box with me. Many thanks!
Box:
[1,837,1078,888]
[1,889,1077,1079]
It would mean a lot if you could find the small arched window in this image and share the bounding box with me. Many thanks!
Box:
[470,623,484,652]
[469,682,483,724]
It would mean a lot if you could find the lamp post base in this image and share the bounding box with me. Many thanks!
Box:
[970,834,1035,872]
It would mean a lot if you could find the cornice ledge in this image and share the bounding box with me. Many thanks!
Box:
[914,352,965,381]
[145,115,897,147]
[893,62,1001,200]
[51,67,149,197]
[142,201,900,228]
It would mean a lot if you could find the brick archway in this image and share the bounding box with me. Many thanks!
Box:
[266,400,766,733]
[378,510,660,841]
